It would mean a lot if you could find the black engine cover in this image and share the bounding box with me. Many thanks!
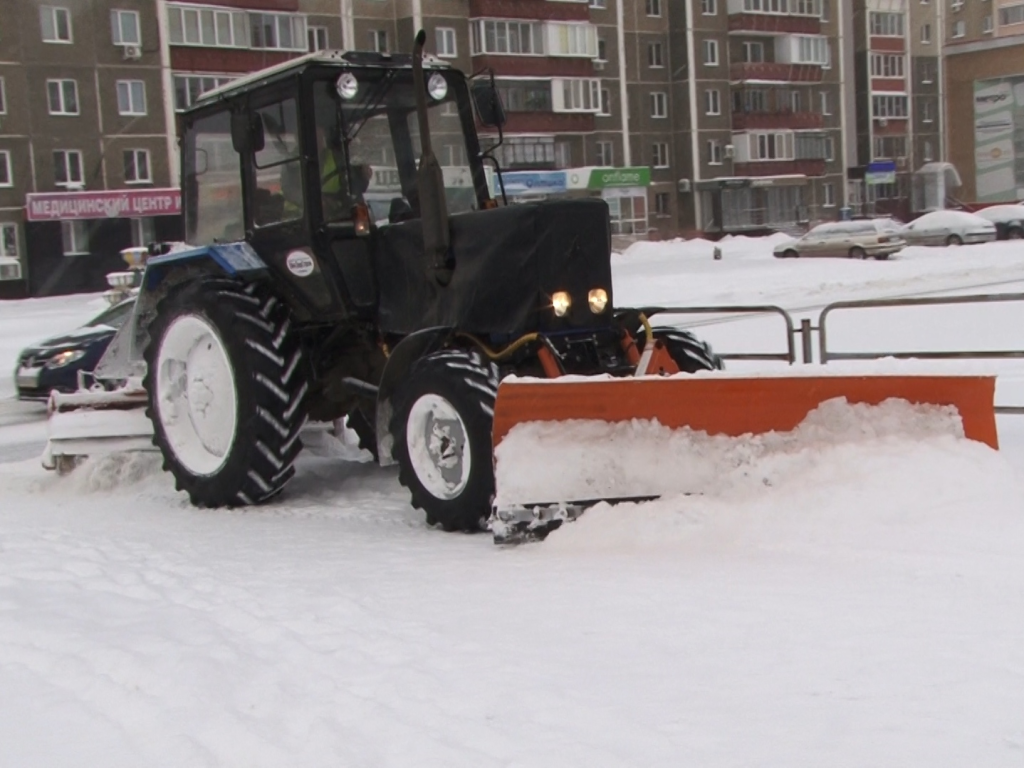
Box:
[373,198,613,336]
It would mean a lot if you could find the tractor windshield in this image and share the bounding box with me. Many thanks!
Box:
[312,68,479,224]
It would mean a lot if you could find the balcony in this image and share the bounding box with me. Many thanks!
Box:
[728,13,821,35]
[730,62,822,83]
[486,112,596,135]
[732,110,824,131]
[733,159,826,178]
[471,0,589,21]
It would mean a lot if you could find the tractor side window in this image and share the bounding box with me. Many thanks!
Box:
[185,111,244,245]
[253,97,303,227]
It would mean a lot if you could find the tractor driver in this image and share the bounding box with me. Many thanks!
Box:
[316,122,373,221]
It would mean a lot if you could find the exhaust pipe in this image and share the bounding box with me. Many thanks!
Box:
[411,29,453,286]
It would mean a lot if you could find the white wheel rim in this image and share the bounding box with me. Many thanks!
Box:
[155,314,238,476]
[406,394,471,500]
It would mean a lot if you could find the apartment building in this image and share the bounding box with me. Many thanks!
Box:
[848,0,944,218]
[946,0,1024,204]
[0,0,183,299]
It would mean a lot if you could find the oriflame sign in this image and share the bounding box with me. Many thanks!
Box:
[25,188,181,222]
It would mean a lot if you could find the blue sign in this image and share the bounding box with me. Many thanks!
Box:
[499,171,568,196]
[866,160,897,185]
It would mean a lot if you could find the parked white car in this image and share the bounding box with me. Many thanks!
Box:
[973,204,1024,240]
[773,219,905,260]
[899,210,997,247]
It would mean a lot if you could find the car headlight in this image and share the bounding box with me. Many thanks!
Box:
[46,349,86,369]
[551,291,572,317]
[588,288,609,314]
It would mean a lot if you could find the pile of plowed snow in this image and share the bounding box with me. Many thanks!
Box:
[497,398,1018,555]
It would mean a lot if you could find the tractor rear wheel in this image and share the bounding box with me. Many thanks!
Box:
[390,349,497,532]
[644,327,723,372]
[143,278,309,507]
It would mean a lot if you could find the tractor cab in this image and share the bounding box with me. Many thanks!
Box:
[182,50,495,321]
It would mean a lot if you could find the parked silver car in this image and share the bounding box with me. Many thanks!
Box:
[899,210,997,247]
[773,220,905,260]
[974,204,1024,239]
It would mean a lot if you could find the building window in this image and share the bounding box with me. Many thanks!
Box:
[952,20,965,38]
[820,90,832,115]
[250,13,308,51]
[40,6,72,43]
[590,0,607,7]
[47,80,79,116]
[821,0,831,22]
[655,192,671,216]
[708,139,723,165]
[173,73,233,111]
[596,140,614,167]
[823,182,835,207]
[116,80,147,116]
[703,39,719,66]
[702,0,717,14]
[554,78,602,112]
[61,220,89,256]
[873,136,908,159]
[167,4,250,48]
[53,150,84,187]
[548,23,598,57]
[0,78,6,114]
[872,94,909,117]
[825,137,834,161]
[307,25,328,51]
[1,223,18,258]
[646,0,661,17]
[791,90,802,112]
[597,38,607,62]
[0,151,11,187]
[749,131,795,161]
[124,149,151,184]
[743,41,765,62]
[470,20,543,55]
[743,0,820,14]
[110,9,141,45]
[869,12,904,36]
[922,100,933,123]
[648,42,664,68]
[436,27,456,57]
[920,60,935,83]
[705,89,721,115]
[650,91,667,118]
[1000,5,1024,26]
[497,79,552,112]
[607,194,647,235]
[984,16,994,34]
[599,88,611,115]
[870,53,904,78]
[921,23,932,43]
[923,140,934,162]
[652,142,669,168]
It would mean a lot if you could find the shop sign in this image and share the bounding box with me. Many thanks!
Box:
[865,160,897,186]
[500,170,568,196]
[582,167,651,189]
[25,188,181,222]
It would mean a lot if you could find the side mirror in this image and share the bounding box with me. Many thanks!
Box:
[230,112,264,154]
[471,80,506,128]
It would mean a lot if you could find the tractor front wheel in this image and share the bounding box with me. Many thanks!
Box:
[390,350,497,532]
[144,278,308,507]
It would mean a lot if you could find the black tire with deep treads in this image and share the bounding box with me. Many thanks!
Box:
[390,349,497,532]
[143,278,309,507]
[642,327,723,372]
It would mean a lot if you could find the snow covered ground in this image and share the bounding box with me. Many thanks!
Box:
[3,238,1024,766]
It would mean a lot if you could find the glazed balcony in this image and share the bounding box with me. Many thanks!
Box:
[732,110,824,131]
[730,62,823,83]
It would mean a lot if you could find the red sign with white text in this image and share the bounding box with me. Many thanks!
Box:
[25,188,181,222]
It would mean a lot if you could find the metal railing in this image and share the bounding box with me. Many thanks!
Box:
[647,305,797,365]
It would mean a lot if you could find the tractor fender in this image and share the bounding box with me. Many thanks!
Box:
[375,326,454,466]
[144,242,268,291]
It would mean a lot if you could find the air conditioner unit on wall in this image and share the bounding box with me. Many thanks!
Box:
[122,44,142,61]
[724,144,735,159]
[678,178,691,193]
[878,117,889,127]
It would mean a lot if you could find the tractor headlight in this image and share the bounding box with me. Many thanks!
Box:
[46,349,86,369]
[336,72,359,100]
[428,73,448,101]
[551,291,572,317]
[588,288,609,314]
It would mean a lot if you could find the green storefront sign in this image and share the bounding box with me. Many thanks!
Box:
[585,167,651,189]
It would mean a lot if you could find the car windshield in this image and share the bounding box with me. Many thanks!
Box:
[86,300,134,330]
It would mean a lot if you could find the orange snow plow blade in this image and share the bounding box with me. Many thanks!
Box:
[489,372,997,543]
[493,374,998,449]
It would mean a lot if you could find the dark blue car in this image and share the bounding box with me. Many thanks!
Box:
[14,299,135,400]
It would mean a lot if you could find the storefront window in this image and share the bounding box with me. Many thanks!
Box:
[131,217,156,247]
[61,220,90,255]
[605,191,647,235]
